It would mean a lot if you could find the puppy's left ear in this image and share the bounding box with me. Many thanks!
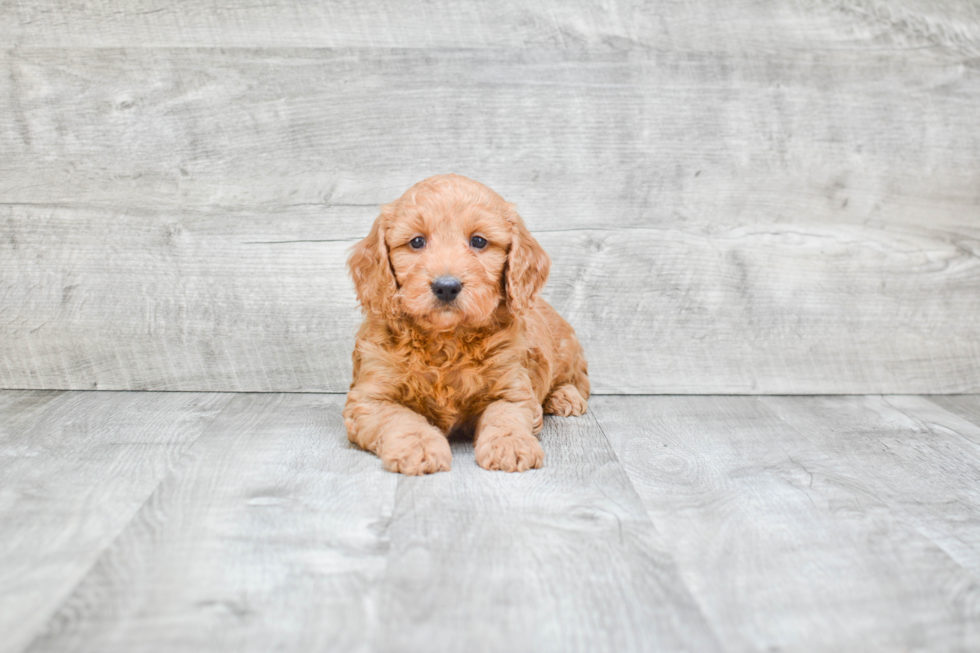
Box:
[504,204,550,315]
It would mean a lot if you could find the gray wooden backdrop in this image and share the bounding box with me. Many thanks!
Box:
[2,0,979,394]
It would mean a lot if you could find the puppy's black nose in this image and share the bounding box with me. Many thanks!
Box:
[431,276,463,303]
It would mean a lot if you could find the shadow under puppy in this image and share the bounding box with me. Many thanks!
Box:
[344,174,589,475]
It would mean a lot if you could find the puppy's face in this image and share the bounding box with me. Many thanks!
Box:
[349,175,550,331]
[386,198,510,330]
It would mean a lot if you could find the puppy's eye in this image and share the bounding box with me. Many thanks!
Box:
[470,235,488,250]
[409,236,426,250]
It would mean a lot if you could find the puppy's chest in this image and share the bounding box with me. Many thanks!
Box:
[397,346,497,429]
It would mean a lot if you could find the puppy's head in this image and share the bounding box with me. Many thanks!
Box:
[349,174,550,330]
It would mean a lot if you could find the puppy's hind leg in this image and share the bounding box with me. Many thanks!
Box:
[543,384,588,417]
[545,321,589,416]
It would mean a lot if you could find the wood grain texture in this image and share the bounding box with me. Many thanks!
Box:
[4,47,979,215]
[22,393,399,653]
[373,411,720,653]
[801,0,980,57]
[9,395,720,653]
[2,203,978,393]
[2,41,979,393]
[762,394,980,574]
[1,205,360,392]
[590,394,980,652]
[5,391,980,652]
[2,0,978,55]
[929,395,980,432]
[0,390,231,653]
[767,394,979,646]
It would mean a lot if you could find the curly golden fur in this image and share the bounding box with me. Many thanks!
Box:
[343,174,589,474]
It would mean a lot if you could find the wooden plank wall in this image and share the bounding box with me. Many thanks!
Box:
[1,1,979,393]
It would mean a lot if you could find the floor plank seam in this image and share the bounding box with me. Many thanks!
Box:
[585,406,728,651]
[762,396,980,581]
[15,393,239,653]
[5,392,980,650]
[588,404,728,651]
[912,396,980,443]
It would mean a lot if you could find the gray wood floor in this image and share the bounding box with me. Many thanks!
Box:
[3,391,979,652]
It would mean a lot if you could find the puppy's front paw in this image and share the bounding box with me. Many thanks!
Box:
[544,384,588,417]
[379,426,451,475]
[475,431,544,472]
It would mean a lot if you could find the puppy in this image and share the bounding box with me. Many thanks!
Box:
[343,174,589,474]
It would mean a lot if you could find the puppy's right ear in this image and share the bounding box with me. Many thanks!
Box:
[348,209,398,319]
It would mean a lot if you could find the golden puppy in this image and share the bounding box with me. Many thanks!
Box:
[343,174,589,474]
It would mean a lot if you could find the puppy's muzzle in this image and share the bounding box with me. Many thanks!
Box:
[431,276,463,303]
